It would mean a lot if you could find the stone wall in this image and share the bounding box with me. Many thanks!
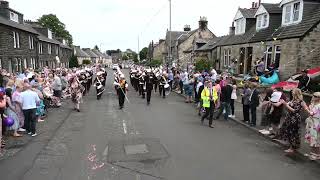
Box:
[0,25,37,72]
[153,41,166,62]
[299,23,320,71]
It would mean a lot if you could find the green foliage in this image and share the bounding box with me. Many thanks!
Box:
[139,47,148,61]
[146,59,162,67]
[38,14,73,45]
[69,55,79,68]
[94,45,100,50]
[122,54,129,61]
[82,59,91,65]
[195,59,211,71]
[133,53,139,63]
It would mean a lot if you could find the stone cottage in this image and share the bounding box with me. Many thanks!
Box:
[0,1,39,72]
[83,48,99,64]
[74,46,90,65]
[165,17,216,68]
[152,39,166,63]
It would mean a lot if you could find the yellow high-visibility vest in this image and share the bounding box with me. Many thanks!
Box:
[201,87,218,108]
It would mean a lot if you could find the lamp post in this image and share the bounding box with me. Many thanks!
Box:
[168,0,172,72]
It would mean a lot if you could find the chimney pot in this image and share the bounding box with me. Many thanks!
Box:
[252,2,255,8]
[0,1,9,8]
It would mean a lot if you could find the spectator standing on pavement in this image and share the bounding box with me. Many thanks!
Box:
[210,69,217,83]
[269,88,287,138]
[168,70,174,92]
[21,83,40,137]
[49,73,62,107]
[241,83,251,123]
[279,88,310,154]
[249,82,260,127]
[12,83,25,132]
[215,78,232,120]
[260,88,274,130]
[305,92,320,160]
[230,79,237,118]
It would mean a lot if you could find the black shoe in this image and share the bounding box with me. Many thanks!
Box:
[76,109,80,112]
[147,102,150,105]
[209,125,214,128]
[163,96,166,99]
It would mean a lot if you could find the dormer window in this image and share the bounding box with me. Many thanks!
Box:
[256,14,269,30]
[235,18,246,35]
[9,11,18,23]
[48,29,52,39]
[282,0,303,26]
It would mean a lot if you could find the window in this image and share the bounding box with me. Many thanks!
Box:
[274,45,281,69]
[48,44,52,54]
[257,16,262,28]
[282,1,303,25]
[293,2,300,21]
[0,58,2,69]
[9,11,19,23]
[265,46,273,69]
[55,45,59,55]
[29,36,34,49]
[262,14,268,27]
[23,59,27,69]
[223,50,228,67]
[285,5,292,23]
[48,30,52,39]
[235,18,246,35]
[13,31,20,48]
[39,43,43,54]
[228,49,231,66]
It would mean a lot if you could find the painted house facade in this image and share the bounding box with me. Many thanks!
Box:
[74,46,90,65]
[83,48,99,63]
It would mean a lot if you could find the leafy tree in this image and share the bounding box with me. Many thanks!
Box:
[139,47,148,61]
[69,55,79,68]
[82,59,91,65]
[38,14,73,45]
[147,59,162,67]
[195,59,211,71]
[132,53,139,63]
[94,45,100,50]
[122,54,129,61]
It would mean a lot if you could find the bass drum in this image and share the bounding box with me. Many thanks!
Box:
[164,83,171,96]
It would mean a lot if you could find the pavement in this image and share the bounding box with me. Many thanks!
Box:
[0,69,319,180]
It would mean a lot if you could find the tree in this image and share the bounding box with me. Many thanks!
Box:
[132,53,139,64]
[139,47,148,61]
[122,54,129,61]
[147,59,162,67]
[69,55,79,68]
[94,45,100,51]
[38,14,73,45]
[195,59,211,71]
[82,59,91,65]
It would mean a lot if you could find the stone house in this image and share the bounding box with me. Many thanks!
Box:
[166,17,216,69]
[57,39,72,68]
[152,39,166,63]
[74,46,90,65]
[103,53,112,67]
[0,1,39,73]
[198,0,320,80]
[92,49,106,64]
[83,48,99,63]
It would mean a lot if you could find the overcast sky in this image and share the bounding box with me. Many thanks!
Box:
[11,0,280,52]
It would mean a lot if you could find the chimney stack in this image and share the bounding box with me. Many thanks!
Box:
[229,22,235,36]
[184,25,191,31]
[0,1,9,8]
[252,2,255,8]
[199,16,208,30]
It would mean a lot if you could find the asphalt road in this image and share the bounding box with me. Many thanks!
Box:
[1,69,320,180]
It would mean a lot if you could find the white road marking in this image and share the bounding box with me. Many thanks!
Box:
[136,174,141,180]
[102,146,108,160]
[123,120,127,134]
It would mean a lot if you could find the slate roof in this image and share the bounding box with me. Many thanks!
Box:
[261,3,282,14]
[82,48,99,58]
[0,16,38,34]
[92,49,104,57]
[239,8,257,19]
[60,44,72,50]
[219,25,257,46]
[195,36,226,51]
[272,2,320,40]
[166,31,192,47]
[74,47,90,58]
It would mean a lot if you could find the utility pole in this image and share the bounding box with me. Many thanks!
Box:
[138,36,140,64]
[168,0,172,71]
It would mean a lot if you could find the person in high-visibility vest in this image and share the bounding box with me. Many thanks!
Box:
[201,81,218,128]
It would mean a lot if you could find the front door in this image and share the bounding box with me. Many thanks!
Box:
[246,47,253,73]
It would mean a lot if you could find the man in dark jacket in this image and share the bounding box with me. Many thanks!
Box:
[215,78,233,120]
[249,82,260,127]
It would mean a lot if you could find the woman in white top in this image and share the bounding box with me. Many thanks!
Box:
[230,79,237,118]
